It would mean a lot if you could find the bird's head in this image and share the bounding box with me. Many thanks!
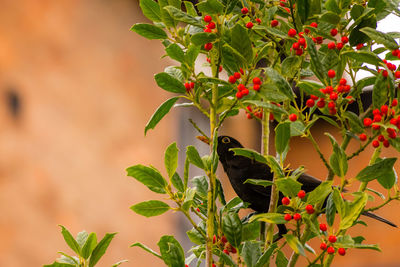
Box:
[196,135,244,162]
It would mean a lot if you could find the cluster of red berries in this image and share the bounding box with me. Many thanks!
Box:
[282,190,315,222]
[203,15,216,33]
[184,81,195,92]
[378,59,400,79]
[318,228,346,256]
[228,69,244,84]
[240,7,261,29]
[231,72,262,99]
[361,100,399,148]
[212,235,237,256]
[326,29,349,50]
[305,73,353,115]
[279,0,294,14]
[391,49,400,60]
[288,23,320,56]
[245,105,263,119]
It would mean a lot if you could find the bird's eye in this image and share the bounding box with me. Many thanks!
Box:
[222,137,230,143]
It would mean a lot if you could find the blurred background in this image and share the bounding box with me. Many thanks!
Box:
[0,0,399,266]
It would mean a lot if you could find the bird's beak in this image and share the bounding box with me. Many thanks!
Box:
[196,135,210,145]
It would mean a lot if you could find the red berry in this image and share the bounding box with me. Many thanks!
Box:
[359,133,367,141]
[328,235,337,243]
[298,37,306,46]
[330,92,338,101]
[204,15,212,23]
[329,107,337,115]
[190,82,195,89]
[373,114,382,122]
[317,99,325,108]
[378,135,385,142]
[330,28,338,36]
[339,78,347,85]
[392,99,398,106]
[338,248,346,256]
[203,28,211,33]
[316,36,323,44]
[363,118,372,127]
[292,42,300,50]
[305,204,315,214]
[221,236,227,243]
[320,242,327,250]
[390,118,398,125]
[212,264,216,267]
[382,70,388,77]
[295,48,303,56]
[310,22,318,28]
[271,19,279,27]
[255,18,262,24]
[228,76,236,84]
[289,113,298,122]
[327,42,336,49]
[288,28,297,37]
[253,84,260,91]
[373,108,381,116]
[240,68,244,74]
[293,213,302,221]
[219,65,223,72]
[234,72,241,79]
[336,42,344,50]
[246,21,254,29]
[213,235,216,243]
[282,196,291,205]
[204,43,213,51]
[237,84,245,91]
[223,249,229,255]
[395,71,400,79]
[319,223,327,231]
[381,105,388,114]
[327,69,336,78]
[185,82,191,91]
[236,91,243,99]
[356,43,364,50]
[372,123,380,130]
[297,190,306,199]
[207,22,216,29]
[284,214,292,221]
[253,77,261,84]
[242,88,249,96]
[269,113,274,120]
[392,49,400,56]
[383,140,390,148]
[372,140,380,148]
[328,101,336,110]
[310,94,319,100]
[305,28,310,34]
[341,36,349,43]
[306,99,315,107]
[327,246,335,254]
[241,7,248,14]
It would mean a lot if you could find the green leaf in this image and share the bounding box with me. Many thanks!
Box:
[154,72,187,93]
[223,43,248,66]
[275,122,291,156]
[159,0,176,28]
[320,11,341,24]
[191,32,217,46]
[276,178,302,198]
[111,260,129,267]
[126,164,168,194]
[242,220,261,241]
[222,212,242,248]
[306,181,333,206]
[242,241,262,267]
[372,73,388,109]
[244,179,274,187]
[275,250,288,267]
[165,142,179,178]
[164,6,203,27]
[353,243,381,251]
[360,27,399,50]
[250,213,287,224]
[355,158,397,182]
[305,36,326,83]
[186,44,200,67]
[197,0,225,14]
[231,24,253,63]
[342,50,382,66]
[290,121,306,136]
[76,230,89,248]
[326,133,348,177]
[343,111,364,134]
[139,0,161,22]
[82,233,97,259]
[182,187,196,211]
[336,235,355,248]
[89,233,117,267]
[131,242,162,259]
[254,243,277,267]
[131,23,167,40]
[59,225,81,256]
[282,56,303,78]
[130,200,170,217]
[340,192,368,229]
[56,254,78,265]
[192,175,209,199]
[325,193,336,226]
[157,235,185,267]
[230,148,268,165]
[144,97,179,135]
[165,44,185,63]
[376,158,397,189]
[184,1,198,17]
[187,228,206,245]
[297,0,310,24]
[284,234,306,256]
[243,100,288,116]
[297,81,325,98]
[171,172,184,192]
[186,145,205,169]
[265,67,295,100]
[213,248,238,267]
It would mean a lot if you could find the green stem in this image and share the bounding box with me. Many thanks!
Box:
[261,109,270,245]
[323,254,335,267]
[307,132,334,177]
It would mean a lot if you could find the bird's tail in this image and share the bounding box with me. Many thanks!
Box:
[362,211,397,228]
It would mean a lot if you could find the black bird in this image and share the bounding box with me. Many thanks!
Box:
[202,135,397,235]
